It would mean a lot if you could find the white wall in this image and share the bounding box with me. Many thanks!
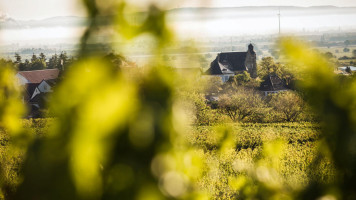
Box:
[38,81,52,93]
[15,74,29,85]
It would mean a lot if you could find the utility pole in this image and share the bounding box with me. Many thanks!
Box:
[278,8,281,35]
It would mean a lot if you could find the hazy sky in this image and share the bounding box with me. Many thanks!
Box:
[1,0,356,20]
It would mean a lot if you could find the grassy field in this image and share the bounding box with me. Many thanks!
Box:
[0,120,334,199]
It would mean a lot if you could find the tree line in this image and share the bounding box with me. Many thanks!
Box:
[13,52,74,71]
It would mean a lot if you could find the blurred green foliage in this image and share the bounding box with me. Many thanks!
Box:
[0,0,356,199]
[0,63,35,199]
[280,37,356,199]
[2,0,204,199]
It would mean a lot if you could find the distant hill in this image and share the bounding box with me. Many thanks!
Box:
[0,16,87,29]
[1,6,356,29]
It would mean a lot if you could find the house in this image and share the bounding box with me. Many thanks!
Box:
[24,83,40,102]
[16,69,59,102]
[16,69,60,117]
[27,79,57,100]
[16,69,59,85]
[204,44,258,82]
[23,79,57,117]
[259,74,289,96]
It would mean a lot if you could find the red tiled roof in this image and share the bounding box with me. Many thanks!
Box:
[18,69,59,84]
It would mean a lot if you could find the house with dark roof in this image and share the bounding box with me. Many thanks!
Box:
[26,79,56,100]
[259,74,289,96]
[16,69,59,85]
[16,70,60,117]
[22,78,58,117]
[24,83,40,102]
[204,44,258,82]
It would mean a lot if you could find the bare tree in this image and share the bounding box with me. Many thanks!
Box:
[218,88,265,121]
[269,91,304,122]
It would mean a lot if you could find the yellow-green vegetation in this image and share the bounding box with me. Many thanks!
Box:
[186,123,334,199]
[1,120,335,199]
[0,119,51,197]
[1,0,356,199]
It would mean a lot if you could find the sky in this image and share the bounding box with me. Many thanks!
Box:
[1,0,356,20]
[1,0,356,45]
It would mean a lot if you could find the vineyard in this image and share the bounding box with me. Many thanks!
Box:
[186,123,335,199]
[0,120,335,199]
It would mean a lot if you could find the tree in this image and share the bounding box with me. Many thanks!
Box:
[352,49,356,58]
[218,88,265,121]
[18,59,30,71]
[39,53,46,62]
[258,57,298,88]
[59,51,69,70]
[324,52,334,59]
[233,71,251,85]
[0,58,14,69]
[180,91,219,125]
[30,59,46,70]
[31,53,38,63]
[224,71,260,91]
[24,59,30,68]
[343,48,350,53]
[269,91,304,122]
[258,57,282,79]
[48,54,59,69]
[14,53,22,64]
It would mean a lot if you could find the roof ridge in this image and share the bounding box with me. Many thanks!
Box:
[19,69,59,73]
[220,51,247,54]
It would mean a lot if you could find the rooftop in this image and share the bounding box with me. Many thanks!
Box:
[17,69,59,84]
[260,74,288,91]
